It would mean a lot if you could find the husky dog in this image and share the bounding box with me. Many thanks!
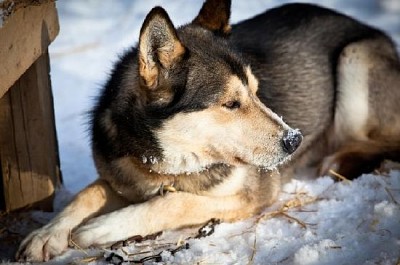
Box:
[17,0,400,261]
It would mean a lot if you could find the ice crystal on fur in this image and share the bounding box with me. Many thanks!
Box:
[149,156,158,164]
[284,128,301,139]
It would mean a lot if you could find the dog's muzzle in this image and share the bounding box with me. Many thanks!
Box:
[282,129,303,154]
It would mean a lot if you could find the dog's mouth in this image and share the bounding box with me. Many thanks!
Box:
[233,156,247,165]
[147,159,228,176]
[142,153,291,176]
[258,154,293,171]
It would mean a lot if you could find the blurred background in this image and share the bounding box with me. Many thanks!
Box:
[50,0,400,193]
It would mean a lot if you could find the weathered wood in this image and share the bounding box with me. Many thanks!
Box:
[0,0,59,98]
[0,51,61,211]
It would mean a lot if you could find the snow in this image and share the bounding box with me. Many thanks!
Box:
[380,0,400,13]
[7,170,398,264]
[3,0,400,264]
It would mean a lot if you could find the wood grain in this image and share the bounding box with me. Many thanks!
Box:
[0,52,61,211]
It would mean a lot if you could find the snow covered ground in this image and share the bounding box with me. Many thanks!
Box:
[9,168,400,265]
[4,0,400,264]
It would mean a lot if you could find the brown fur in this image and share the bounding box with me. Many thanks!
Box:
[192,0,231,34]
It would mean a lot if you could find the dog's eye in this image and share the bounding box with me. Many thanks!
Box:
[223,100,241,109]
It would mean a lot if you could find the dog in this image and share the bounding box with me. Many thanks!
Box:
[16,0,400,261]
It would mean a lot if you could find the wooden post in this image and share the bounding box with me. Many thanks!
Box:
[0,51,61,211]
[0,1,61,211]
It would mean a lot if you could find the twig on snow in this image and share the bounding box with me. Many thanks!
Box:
[329,169,351,184]
[247,231,257,265]
[385,187,399,205]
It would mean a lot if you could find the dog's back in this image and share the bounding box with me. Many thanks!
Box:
[231,3,400,178]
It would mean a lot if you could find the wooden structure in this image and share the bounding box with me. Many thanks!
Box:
[0,0,62,212]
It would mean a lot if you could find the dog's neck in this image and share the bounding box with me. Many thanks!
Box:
[107,155,268,202]
[123,155,235,195]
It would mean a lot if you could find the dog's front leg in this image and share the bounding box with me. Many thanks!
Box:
[72,191,258,248]
[16,179,129,262]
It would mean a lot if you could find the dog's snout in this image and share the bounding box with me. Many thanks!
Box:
[282,129,302,154]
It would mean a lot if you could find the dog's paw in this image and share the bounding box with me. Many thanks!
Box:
[16,226,69,262]
[72,208,147,248]
[72,216,127,248]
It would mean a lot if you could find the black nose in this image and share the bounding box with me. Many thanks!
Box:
[282,129,303,154]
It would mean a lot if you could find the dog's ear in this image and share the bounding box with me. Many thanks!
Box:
[138,7,186,90]
[193,0,231,35]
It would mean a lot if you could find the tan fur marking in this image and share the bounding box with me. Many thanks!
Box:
[139,54,159,89]
[246,66,259,94]
[220,75,248,107]
[56,179,129,224]
[157,40,185,68]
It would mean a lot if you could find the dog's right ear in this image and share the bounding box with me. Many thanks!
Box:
[138,7,186,90]
[193,0,231,35]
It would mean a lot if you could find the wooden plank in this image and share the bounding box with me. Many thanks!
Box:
[0,1,59,97]
[0,51,61,211]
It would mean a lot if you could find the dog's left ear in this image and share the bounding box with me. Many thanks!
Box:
[138,7,186,90]
[193,0,231,35]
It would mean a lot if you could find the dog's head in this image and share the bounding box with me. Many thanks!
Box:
[129,0,302,174]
